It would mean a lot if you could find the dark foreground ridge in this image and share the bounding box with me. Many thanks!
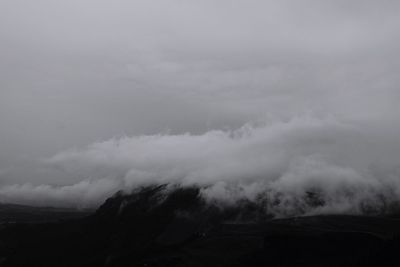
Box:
[0,203,92,223]
[1,185,400,266]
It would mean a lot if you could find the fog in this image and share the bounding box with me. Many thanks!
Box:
[1,115,400,216]
[1,1,400,215]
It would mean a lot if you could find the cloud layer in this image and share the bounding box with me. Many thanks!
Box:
[1,1,400,216]
[1,0,400,185]
[2,115,400,216]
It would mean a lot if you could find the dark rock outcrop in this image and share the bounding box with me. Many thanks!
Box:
[1,184,400,266]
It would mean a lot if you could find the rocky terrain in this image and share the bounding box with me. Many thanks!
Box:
[1,185,400,266]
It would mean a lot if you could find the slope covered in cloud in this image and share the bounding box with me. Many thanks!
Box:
[1,115,400,216]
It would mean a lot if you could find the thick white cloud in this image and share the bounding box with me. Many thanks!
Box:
[2,116,400,216]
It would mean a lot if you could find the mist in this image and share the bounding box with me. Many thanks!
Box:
[1,1,400,216]
[0,115,399,216]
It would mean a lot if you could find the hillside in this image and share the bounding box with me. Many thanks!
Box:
[1,185,400,266]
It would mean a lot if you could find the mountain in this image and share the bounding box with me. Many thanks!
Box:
[1,184,400,266]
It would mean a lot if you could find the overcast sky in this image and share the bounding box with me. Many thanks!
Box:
[1,1,400,211]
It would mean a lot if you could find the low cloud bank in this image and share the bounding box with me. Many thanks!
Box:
[0,179,120,209]
[1,115,400,216]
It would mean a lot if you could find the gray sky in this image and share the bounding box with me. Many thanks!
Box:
[1,1,400,212]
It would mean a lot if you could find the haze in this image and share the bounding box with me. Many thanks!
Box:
[1,1,400,214]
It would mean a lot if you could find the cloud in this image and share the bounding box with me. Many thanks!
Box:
[1,0,400,176]
[1,1,400,216]
[0,178,120,209]
[2,115,400,216]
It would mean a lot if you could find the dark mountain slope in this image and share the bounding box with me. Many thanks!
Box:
[1,185,400,266]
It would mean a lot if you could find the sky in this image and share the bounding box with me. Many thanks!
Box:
[1,1,400,214]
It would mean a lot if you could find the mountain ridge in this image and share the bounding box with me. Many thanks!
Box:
[1,184,400,266]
